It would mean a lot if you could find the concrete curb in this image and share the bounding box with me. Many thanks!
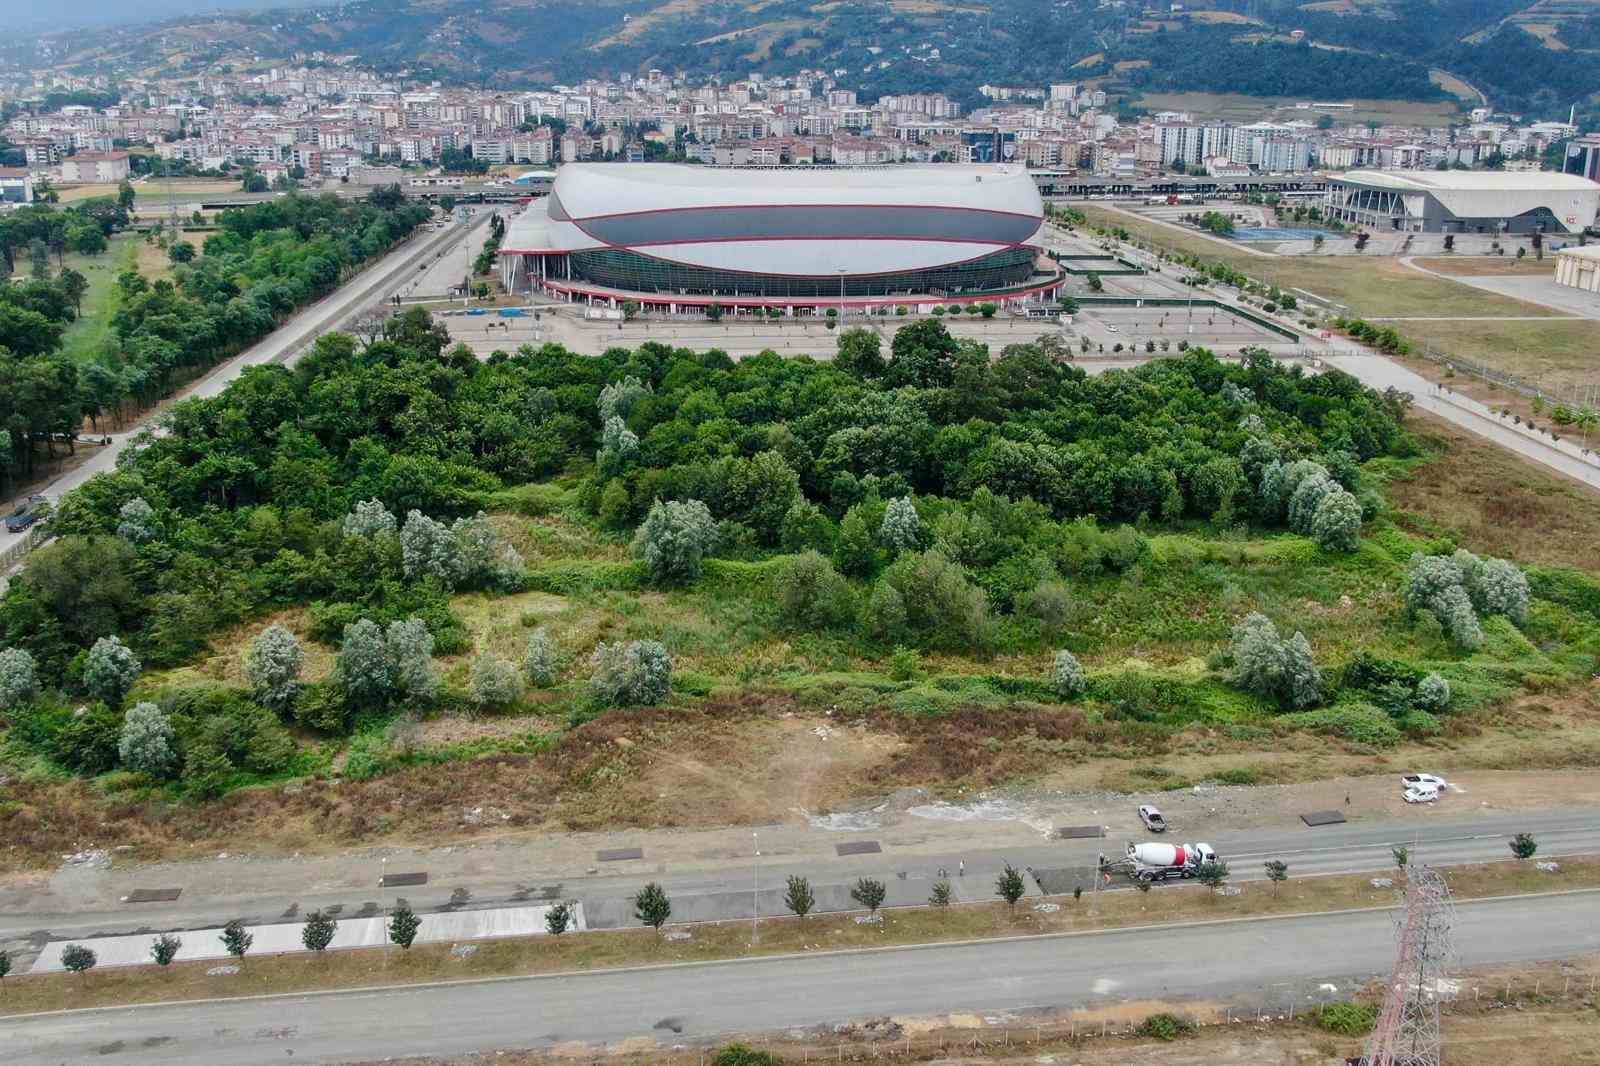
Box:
[5,886,1595,1023]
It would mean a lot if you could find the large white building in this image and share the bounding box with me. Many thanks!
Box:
[499,163,1061,312]
[1325,170,1600,234]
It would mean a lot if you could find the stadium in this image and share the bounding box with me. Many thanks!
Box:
[1323,170,1600,235]
[497,163,1061,312]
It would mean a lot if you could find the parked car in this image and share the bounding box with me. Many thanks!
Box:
[5,495,46,534]
[1137,805,1167,833]
[1403,785,1440,804]
[1401,773,1447,790]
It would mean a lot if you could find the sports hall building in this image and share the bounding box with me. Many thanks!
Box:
[498,163,1063,313]
[1323,170,1600,235]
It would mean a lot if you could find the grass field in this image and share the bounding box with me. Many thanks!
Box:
[1393,318,1600,394]
[1131,91,1463,127]
[0,858,1586,1017]
[55,234,176,367]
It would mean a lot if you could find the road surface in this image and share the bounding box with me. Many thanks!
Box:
[5,807,1593,963]
[4,892,1595,1065]
[0,212,493,565]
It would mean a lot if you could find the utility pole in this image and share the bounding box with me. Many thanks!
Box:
[752,829,760,945]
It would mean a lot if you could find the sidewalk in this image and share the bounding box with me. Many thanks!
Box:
[30,901,584,973]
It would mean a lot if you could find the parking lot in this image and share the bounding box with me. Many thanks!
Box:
[1074,302,1290,351]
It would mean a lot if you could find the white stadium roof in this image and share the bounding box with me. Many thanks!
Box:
[1331,169,1600,233]
[549,162,1042,216]
[1334,170,1600,193]
[499,163,1048,277]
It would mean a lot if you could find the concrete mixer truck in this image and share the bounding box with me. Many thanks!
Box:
[1113,841,1219,883]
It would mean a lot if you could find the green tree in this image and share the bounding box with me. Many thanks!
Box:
[388,900,421,949]
[784,875,815,921]
[220,919,253,961]
[301,910,337,953]
[0,947,11,986]
[245,624,304,713]
[1051,650,1086,698]
[61,944,97,976]
[168,240,196,264]
[928,880,952,907]
[850,877,887,916]
[632,498,717,584]
[1391,845,1409,868]
[523,627,557,688]
[1510,833,1538,859]
[1196,860,1230,893]
[0,647,40,710]
[545,901,574,935]
[118,701,177,777]
[83,634,141,705]
[995,864,1026,908]
[634,882,672,931]
[835,327,885,378]
[150,933,182,967]
[470,652,524,708]
[589,639,672,706]
[1263,860,1288,894]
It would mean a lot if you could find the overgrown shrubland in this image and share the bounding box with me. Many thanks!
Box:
[0,313,1593,807]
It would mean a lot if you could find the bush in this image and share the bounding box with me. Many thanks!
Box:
[118,701,177,777]
[0,647,40,710]
[775,551,856,630]
[115,497,159,543]
[245,624,304,713]
[589,640,673,706]
[1139,1013,1195,1041]
[470,653,524,708]
[1310,487,1362,552]
[710,1045,784,1066]
[1404,554,1485,650]
[632,498,717,585]
[1051,649,1087,698]
[83,635,141,705]
[1279,703,1401,746]
[333,617,438,718]
[1415,672,1451,712]
[1017,580,1074,632]
[861,581,908,643]
[879,550,993,650]
[1227,613,1322,709]
[524,627,557,687]
[1316,1001,1377,1036]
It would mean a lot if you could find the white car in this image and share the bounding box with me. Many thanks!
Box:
[1401,773,1447,790]
[1403,785,1440,804]
[1105,324,1119,333]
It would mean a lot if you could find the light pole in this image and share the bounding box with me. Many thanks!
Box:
[752,830,760,945]
[838,268,847,324]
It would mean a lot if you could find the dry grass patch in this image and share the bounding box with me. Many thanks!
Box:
[2,858,1591,1017]
[1385,411,1600,572]
[1412,256,1556,277]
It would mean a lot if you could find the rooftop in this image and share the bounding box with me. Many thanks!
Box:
[1335,169,1600,192]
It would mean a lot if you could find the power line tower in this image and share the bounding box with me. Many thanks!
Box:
[1359,866,1456,1066]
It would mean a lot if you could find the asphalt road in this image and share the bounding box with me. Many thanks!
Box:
[6,807,1594,957]
[5,892,1596,1065]
[0,211,492,564]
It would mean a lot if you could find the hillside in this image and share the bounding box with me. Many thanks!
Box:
[4,0,1597,118]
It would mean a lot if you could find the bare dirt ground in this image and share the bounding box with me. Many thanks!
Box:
[6,684,1600,874]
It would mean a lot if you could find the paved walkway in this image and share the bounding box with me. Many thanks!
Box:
[1399,255,1600,320]
[29,901,582,973]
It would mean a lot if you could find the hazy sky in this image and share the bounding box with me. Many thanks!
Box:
[3,0,310,33]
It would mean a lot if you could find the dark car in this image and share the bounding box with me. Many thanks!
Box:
[5,496,46,534]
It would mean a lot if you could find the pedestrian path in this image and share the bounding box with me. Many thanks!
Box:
[29,901,583,973]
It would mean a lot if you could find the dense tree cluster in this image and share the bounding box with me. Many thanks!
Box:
[0,189,427,494]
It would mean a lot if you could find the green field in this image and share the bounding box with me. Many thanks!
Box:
[55,236,140,365]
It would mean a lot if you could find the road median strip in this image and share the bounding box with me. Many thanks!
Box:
[2,857,1591,1019]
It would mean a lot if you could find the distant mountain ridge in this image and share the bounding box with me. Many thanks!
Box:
[4,0,1596,121]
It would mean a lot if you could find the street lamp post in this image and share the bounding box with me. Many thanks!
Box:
[838,268,847,323]
[752,830,760,944]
